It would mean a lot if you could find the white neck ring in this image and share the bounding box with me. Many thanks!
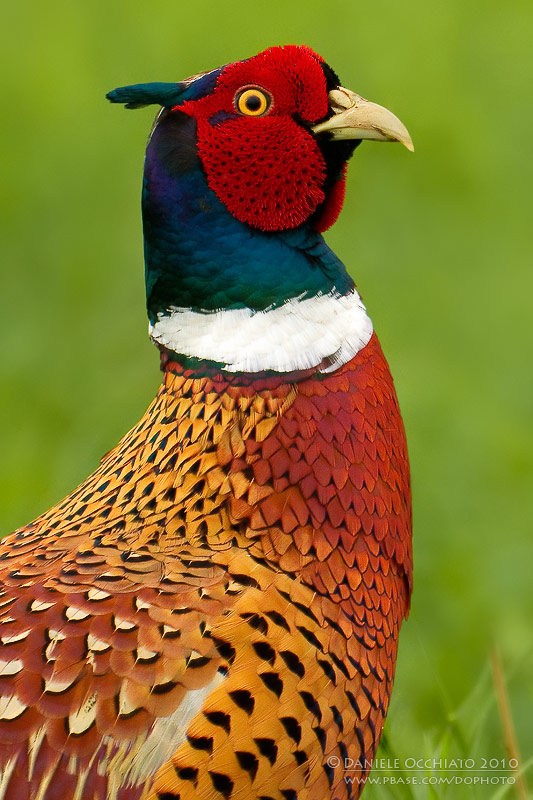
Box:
[149,289,373,374]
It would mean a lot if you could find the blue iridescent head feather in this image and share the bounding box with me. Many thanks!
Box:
[106,69,224,109]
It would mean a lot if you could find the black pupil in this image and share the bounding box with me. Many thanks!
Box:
[245,93,262,112]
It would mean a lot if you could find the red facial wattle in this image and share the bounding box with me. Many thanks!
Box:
[313,164,348,233]
[194,115,327,231]
[177,46,341,232]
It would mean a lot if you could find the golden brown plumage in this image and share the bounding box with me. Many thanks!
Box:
[0,336,410,799]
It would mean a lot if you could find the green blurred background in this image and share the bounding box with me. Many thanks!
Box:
[1,1,531,796]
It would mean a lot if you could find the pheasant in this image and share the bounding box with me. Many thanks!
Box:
[0,45,412,800]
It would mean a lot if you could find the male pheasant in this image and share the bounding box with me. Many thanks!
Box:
[0,45,413,800]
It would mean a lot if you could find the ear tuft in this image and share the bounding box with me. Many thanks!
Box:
[106,82,186,109]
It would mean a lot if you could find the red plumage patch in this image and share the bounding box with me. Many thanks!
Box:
[314,165,348,232]
[214,45,329,123]
[179,45,333,231]
[196,115,326,231]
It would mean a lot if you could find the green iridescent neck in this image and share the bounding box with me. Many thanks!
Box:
[142,110,353,322]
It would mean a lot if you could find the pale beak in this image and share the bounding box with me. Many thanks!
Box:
[312,87,414,152]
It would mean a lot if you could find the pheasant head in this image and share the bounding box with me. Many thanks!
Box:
[108,45,412,374]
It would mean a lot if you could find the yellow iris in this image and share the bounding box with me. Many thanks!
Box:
[236,88,270,116]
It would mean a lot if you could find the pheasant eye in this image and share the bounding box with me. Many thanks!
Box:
[235,87,271,117]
